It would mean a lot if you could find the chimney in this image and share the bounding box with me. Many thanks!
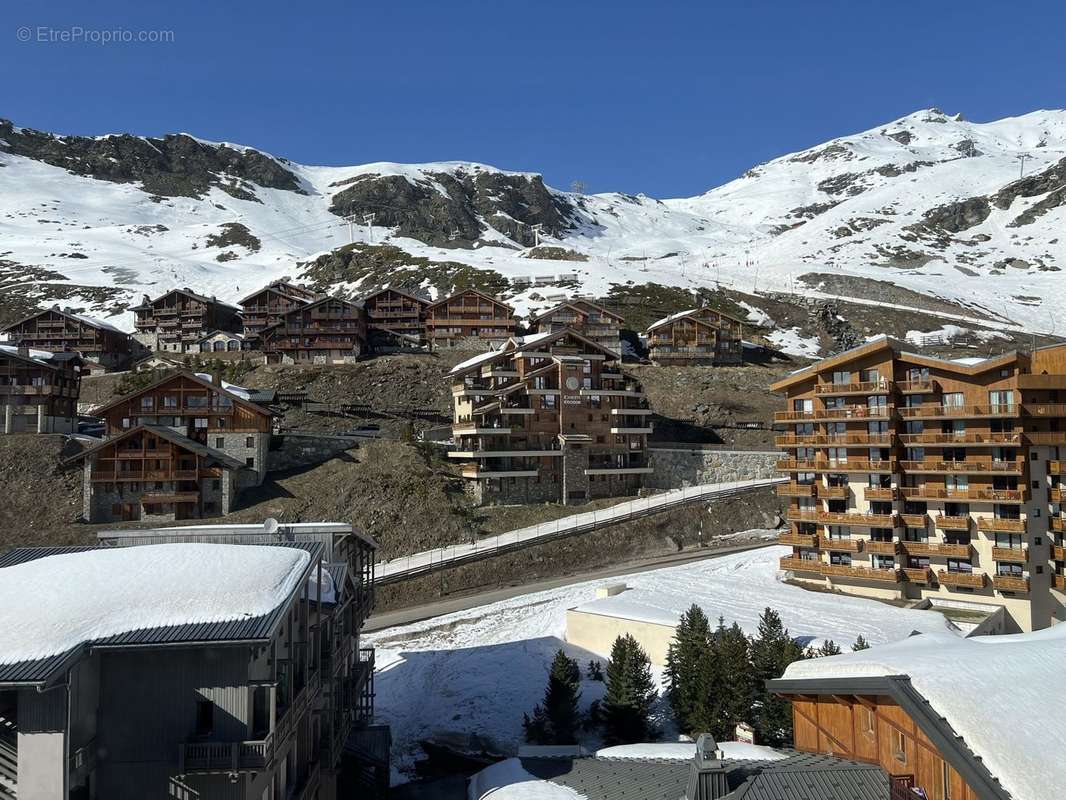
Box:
[684,734,729,800]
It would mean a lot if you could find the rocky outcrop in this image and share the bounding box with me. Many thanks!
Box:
[0,119,304,200]
[912,197,991,234]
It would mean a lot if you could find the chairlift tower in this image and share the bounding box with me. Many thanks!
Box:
[362,213,376,244]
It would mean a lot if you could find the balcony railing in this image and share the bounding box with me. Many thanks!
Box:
[1050,461,1066,474]
[865,540,901,555]
[936,570,987,589]
[819,536,863,553]
[814,380,893,396]
[991,546,1028,562]
[899,460,1024,475]
[898,432,1022,446]
[1022,404,1066,417]
[779,556,822,573]
[897,379,937,394]
[776,459,897,473]
[901,487,1026,504]
[993,574,1030,593]
[935,515,972,531]
[898,404,1017,419]
[902,540,972,558]
[902,567,934,583]
[776,482,817,497]
[822,563,902,583]
[821,485,849,499]
[864,487,897,501]
[178,739,270,774]
[818,511,897,527]
[1053,488,1065,504]
[976,517,1026,533]
[785,509,819,523]
[1052,518,1066,534]
[778,531,818,548]
[774,405,894,422]
[898,513,928,528]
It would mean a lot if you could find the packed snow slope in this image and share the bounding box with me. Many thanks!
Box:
[1,108,1064,333]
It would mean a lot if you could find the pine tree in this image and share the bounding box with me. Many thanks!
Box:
[523,650,581,744]
[665,604,711,733]
[808,639,842,658]
[715,621,753,739]
[852,635,871,651]
[602,634,658,745]
[749,608,807,747]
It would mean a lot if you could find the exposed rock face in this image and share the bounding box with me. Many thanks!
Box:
[205,222,262,252]
[328,167,576,247]
[0,119,304,200]
[914,197,992,233]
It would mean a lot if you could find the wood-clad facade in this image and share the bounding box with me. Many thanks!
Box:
[132,288,242,353]
[259,296,368,364]
[239,280,320,339]
[646,307,744,366]
[425,289,517,348]
[363,287,429,349]
[1,307,131,370]
[0,346,81,434]
[449,329,653,505]
[530,299,625,356]
[771,337,1066,631]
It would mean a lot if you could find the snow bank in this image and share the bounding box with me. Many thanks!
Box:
[594,741,786,761]
[0,543,309,664]
[469,758,585,800]
[784,625,1066,800]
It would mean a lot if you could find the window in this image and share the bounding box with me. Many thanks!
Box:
[246,457,255,468]
[942,760,952,800]
[246,436,255,448]
[195,700,214,737]
[216,437,225,449]
[892,728,907,763]
[859,706,875,737]
[212,479,220,490]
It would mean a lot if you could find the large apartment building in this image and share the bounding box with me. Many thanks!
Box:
[645,307,744,366]
[448,328,653,505]
[1,306,132,371]
[132,288,243,353]
[529,299,626,356]
[771,336,1066,632]
[258,296,368,364]
[70,371,274,522]
[0,344,82,435]
[239,280,321,340]
[425,289,517,348]
[362,287,429,350]
[0,520,387,799]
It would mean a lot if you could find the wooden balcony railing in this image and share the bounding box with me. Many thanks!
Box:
[898,432,1022,446]
[976,517,1026,533]
[775,433,894,447]
[1022,404,1066,417]
[814,380,893,396]
[779,556,822,573]
[1055,574,1066,591]
[785,509,819,523]
[991,546,1028,562]
[902,540,972,558]
[899,513,929,528]
[936,570,988,589]
[1050,461,1066,474]
[897,379,937,394]
[864,487,897,501]
[178,739,271,773]
[1052,518,1066,534]
[902,567,934,583]
[935,515,972,531]
[778,531,818,548]
[1052,545,1066,561]
[818,511,897,527]
[993,575,1030,593]
[1023,433,1066,446]
[778,459,897,473]
[899,460,1024,475]
[901,488,1026,504]
[898,404,1018,419]
[865,540,901,556]
[819,536,863,553]
[821,485,849,499]
[776,482,817,497]
[774,405,894,422]
[823,563,901,583]
[1053,488,1064,504]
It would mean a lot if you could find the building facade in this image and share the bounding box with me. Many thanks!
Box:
[771,336,1066,632]
[0,525,386,800]
[239,280,321,340]
[1,307,132,371]
[448,329,653,505]
[259,297,368,365]
[132,289,243,353]
[530,299,626,356]
[0,345,81,435]
[362,288,428,350]
[646,307,743,366]
[425,289,517,348]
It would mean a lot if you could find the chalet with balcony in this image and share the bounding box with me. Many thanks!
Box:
[238,279,321,341]
[645,307,743,366]
[0,523,387,800]
[425,289,517,348]
[529,299,626,356]
[770,335,1066,632]
[259,296,368,364]
[1,306,132,370]
[0,344,82,435]
[448,328,652,505]
[362,287,429,350]
[132,288,242,353]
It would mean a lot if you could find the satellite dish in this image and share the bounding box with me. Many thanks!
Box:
[263,517,280,535]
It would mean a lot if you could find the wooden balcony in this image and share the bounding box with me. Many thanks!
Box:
[1055,574,1066,591]
[901,487,1027,504]
[899,513,929,528]
[775,432,894,447]
[865,539,901,555]
[785,509,819,523]
[1023,433,1066,446]
[1022,403,1066,417]
[818,511,897,527]
[898,431,1022,446]
[778,459,897,474]
[993,575,1030,593]
[140,491,201,504]
[819,536,863,552]
[991,546,1028,562]
[936,570,988,589]
[902,567,934,583]
[1049,461,1065,474]
[902,540,972,558]
[1052,517,1066,534]
[774,405,894,423]
[897,379,938,394]
[898,404,1018,420]
[178,739,271,773]
[776,482,817,497]
[976,517,1026,533]
[935,515,972,531]
[1053,488,1065,504]
[814,380,893,396]
[821,485,849,499]
[778,531,818,548]
[899,460,1024,476]
[864,487,897,501]
[1053,545,1066,561]
[823,563,901,583]
[779,556,822,573]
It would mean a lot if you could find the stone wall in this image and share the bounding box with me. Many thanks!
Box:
[645,447,782,490]
[266,432,362,472]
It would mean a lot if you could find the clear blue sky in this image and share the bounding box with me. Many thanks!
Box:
[4,0,1064,197]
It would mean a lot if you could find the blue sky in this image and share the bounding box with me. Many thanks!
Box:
[4,0,1065,197]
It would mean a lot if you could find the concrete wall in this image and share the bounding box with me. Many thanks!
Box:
[566,607,678,666]
[645,448,781,490]
[16,688,67,800]
[266,433,361,473]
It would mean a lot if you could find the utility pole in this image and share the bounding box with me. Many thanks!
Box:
[362,213,376,244]
[1017,154,1031,179]
[531,223,543,248]
[345,213,357,243]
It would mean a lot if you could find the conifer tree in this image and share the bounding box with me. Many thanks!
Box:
[602,634,658,744]
[749,608,807,747]
[715,620,753,738]
[665,604,711,733]
[807,639,842,658]
[523,650,582,744]
[852,635,871,651]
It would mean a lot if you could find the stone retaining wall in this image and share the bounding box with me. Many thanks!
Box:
[646,447,782,490]
[267,432,361,472]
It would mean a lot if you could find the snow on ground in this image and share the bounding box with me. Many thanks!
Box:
[594,741,786,761]
[785,623,1066,800]
[0,543,309,663]
[764,326,820,357]
[366,542,957,778]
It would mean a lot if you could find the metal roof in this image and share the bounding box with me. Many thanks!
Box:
[64,424,247,470]
[0,541,322,687]
[516,752,888,800]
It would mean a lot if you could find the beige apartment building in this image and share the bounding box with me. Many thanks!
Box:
[772,336,1066,632]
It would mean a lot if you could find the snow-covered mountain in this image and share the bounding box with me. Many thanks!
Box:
[1,108,1064,340]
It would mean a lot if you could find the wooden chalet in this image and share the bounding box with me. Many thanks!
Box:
[1,305,132,370]
[425,289,517,348]
[645,306,743,366]
[238,279,321,339]
[448,328,653,505]
[530,298,625,356]
[362,287,429,350]
[0,344,82,434]
[131,288,242,353]
[258,296,368,364]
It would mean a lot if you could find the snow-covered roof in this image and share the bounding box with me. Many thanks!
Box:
[647,308,698,331]
[594,741,787,762]
[0,543,311,665]
[469,758,584,799]
[0,343,65,367]
[448,347,507,375]
[781,625,1066,800]
[63,309,126,334]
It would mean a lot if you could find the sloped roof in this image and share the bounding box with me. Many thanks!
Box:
[131,287,240,312]
[646,306,744,333]
[65,424,246,470]
[426,288,514,312]
[0,343,70,369]
[1,306,126,335]
[362,286,430,305]
[90,370,273,418]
